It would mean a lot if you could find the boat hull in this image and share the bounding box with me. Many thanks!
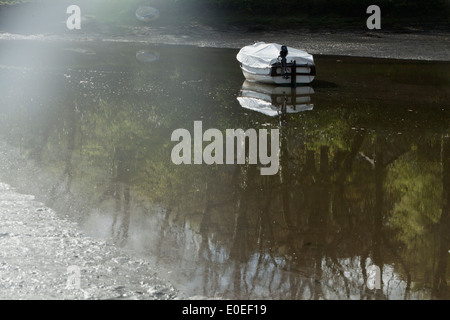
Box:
[240,63,315,85]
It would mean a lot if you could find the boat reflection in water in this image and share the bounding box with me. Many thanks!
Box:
[237,80,314,118]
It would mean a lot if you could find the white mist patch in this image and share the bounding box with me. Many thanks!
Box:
[82,208,116,239]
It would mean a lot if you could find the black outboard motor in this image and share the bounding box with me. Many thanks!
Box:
[279,45,289,79]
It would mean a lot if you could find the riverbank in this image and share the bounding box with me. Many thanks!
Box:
[0,181,179,299]
[0,2,449,61]
[0,142,179,300]
[0,26,449,62]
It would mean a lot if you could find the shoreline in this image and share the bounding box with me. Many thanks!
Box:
[0,141,181,300]
[1,28,449,62]
[0,1,448,61]
[0,181,179,300]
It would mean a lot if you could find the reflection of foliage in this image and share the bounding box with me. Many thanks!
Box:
[1,42,449,299]
[387,152,442,246]
[385,144,444,291]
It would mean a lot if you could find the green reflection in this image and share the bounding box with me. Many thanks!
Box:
[0,40,449,299]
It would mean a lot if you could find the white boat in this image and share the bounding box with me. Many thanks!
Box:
[236,42,315,86]
[237,80,314,117]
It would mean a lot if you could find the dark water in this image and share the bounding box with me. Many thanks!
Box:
[0,40,449,300]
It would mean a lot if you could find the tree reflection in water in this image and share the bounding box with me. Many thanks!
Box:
[0,41,448,299]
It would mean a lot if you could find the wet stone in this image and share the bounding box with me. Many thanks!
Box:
[0,183,179,300]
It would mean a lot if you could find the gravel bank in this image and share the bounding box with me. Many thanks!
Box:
[0,180,179,300]
[0,26,449,61]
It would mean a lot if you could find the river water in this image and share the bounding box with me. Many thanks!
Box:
[0,39,449,299]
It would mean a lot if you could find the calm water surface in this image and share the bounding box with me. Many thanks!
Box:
[0,40,449,299]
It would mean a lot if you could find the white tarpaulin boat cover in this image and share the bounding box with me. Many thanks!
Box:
[237,42,314,69]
